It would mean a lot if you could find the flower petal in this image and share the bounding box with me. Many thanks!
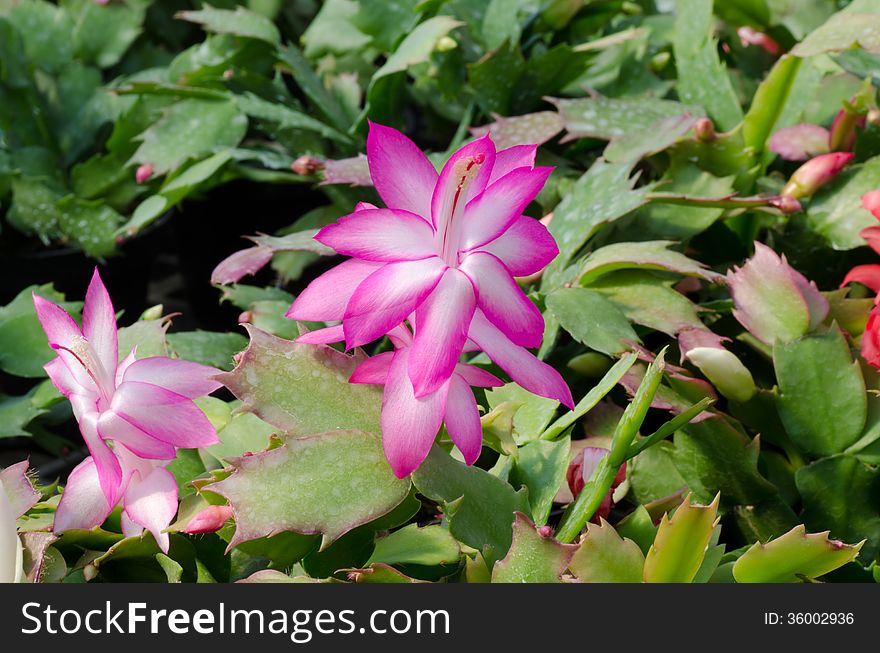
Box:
[0,461,40,518]
[475,215,558,276]
[44,357,81,398]
[343,257,447,348]
[287,259,382,321]
[115,348,137,387]
[468,310,573,408]
[0,474,20,583]
[381,350,449,478]
[32,293,83,351]
[459,251,544,347]
[367,121,438,220]
[841,264,880,293]
[454,363,504,388]
[349,351,395,385]
[53,457,113,533]
[211,246,274,285]
[409,269,476,397]
[431,135,496,233]
[98,411,177,460]
[123,467,178,554]
[122,357,221,399]
[316,208,437,262]
[80,411,123,506]
[295,325,345,345]
[460,166,553,251]
[111,381,219,448]
[83,269,118,379]
[488,144,536,184]
[443,375,483,465]
[862,190,880,221]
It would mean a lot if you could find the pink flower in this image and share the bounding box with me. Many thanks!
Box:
[781,152,853,199]
[135,164,153,184]
[34,269,221,551]
[349,325,504,477]
[841,191,880,369]
[566,447,626,523]
[288,122,565,401]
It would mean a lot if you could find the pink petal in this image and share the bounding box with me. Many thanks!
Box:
[443,375,483,465]
[97,411,177,460]
[860,225,880,256]
[488,144,536,185]
[409,269,476,397]
[468,311,574,408]
[349,351,395,384]
[111,381,219,448]
[82,269,118,379]
[459,251,544,347]
[431,135,497,233]
[295,325,345,345]
[367,121,438,220]
[287,259,382,321]
[32,293,83,351]
[343,257,447,348]
[211,246,274,285]
[381,350,449,478]
[768,124,830,161]
[0,461,40,518]
[862,190,880,220]
[53,457,113,532]
[842,264,880,293]
[316,208,438,262]
[123,467,178,554]
[115,348,137,387]
[475,215,558,276]
[184,505,233,534]
[80,411,123,506]
[460,166,554,251]
[44,357,81,397]
[120,511,142,539]
[122,357,221,399]
[454,363,504,388]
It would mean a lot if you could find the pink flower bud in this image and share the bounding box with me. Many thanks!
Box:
[537,525,553,538]
[135,163,153,184]
[693,117,716,142]
[862,190,880,220]
[184,505,233,534]
[829,107,866,152]
[566,447,626,523]
[737,26,782,55]
[291,155,323,177]
[781,152,853,199]
[767,195,802,214]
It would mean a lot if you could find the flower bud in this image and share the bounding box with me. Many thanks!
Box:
[781,152,853,199]
[737,26,782,55]
[693,117,715,142]
[829,107,867,152]
[291,155,323,177]
[767,195,802,214]
[135,163,153,184]
[183,505,234,534]
[684,347,756,403]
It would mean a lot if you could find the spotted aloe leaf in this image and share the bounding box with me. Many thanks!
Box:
[218,325,382,436]
[643,493,720,583]
[209,430,410,549]
[491,513,577,583]
[733,525,863,583]
[569,519,645,583]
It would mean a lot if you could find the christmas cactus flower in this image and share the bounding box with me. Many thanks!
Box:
[349,325,505,477]
[287,122,561,398]
[33,269,221,551]
[842,191,880,369]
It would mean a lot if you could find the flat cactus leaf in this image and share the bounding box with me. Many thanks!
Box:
[733,525,864,583]
[491,513,577,583]
[643,493,720,583]
[218,325,382,436]
[569,519,645,583]
[209,430,410,548]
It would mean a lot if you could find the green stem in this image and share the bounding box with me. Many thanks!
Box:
[555,350,667,543]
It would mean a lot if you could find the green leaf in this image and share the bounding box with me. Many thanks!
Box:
[510,437,570,526]
[55,196,121,258]
[807,156,880,250]
[208,412,277,464]
[604,113,700,164]
[277,44,350,132]
[367,524,461,567]
[673,0,743,131]
[166,331,248,371]
[0,285,81,378]
[733,525,863,583]
[155,553,183,583]
[569,519,645,583]
[218,326,382,437]
[353,0,422,52]
[485,383,559,444]
[643,494,720,583]
[542,160,653,288]
[210,430,410,548]
[796,454,880,561]
[177,6,281,45]
[130,99,248,175]
[546,287,639,356]
[6,178,63,242]
[576,241,721,286]
[491,513,576,583]
[628,441,688,505]
[616,505,658,555]
[301,0,370,58]
[774,326,867,457]
[792,7,880,57]
[412,446,528,566]
[550,96,702,142]
[6,0,73,74]
[588,271,706,337]
[65,0,147,68]
[742,55,802,159]
[0,389,46,438]
[235,93,350,144]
